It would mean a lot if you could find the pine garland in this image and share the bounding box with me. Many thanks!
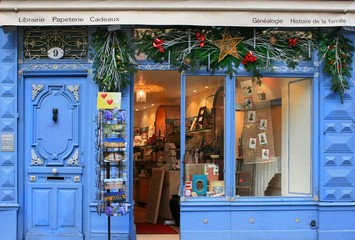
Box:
[318,29,354,103]
[91,27,353,102]
[134,27,316,85]
[91,29,136,92]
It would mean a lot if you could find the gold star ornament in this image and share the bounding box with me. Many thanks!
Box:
[213,28,244,62]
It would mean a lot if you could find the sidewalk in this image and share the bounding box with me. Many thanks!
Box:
[137,234,179,240]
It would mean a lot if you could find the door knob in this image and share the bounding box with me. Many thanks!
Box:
[52,168,58,174]
[52,108,58,122]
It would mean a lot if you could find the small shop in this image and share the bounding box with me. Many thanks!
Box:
[0,1,355,240]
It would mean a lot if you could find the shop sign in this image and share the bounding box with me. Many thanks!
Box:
[1,0,355,27]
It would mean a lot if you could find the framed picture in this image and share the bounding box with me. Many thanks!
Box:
[244,96,253,109]
[209,180,225,195]
[259,119,267,130]
[257,89,267,100]
[197,106,207,127]
[247,111,256,123]
[262,148,270,160]
[192,174,207,196]
[249,138,257,149]
[240,79,253,96]
[258,132,267,145]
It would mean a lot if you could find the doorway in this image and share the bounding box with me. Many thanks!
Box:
[133,70,181,236]
[23,76,86,240]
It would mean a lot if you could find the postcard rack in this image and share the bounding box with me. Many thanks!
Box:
[96,109,130,240]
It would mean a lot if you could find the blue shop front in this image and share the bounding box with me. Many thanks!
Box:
[0,1,355,240]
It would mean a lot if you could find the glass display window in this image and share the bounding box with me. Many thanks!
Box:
[184,75,225,197]
[235,77,312,197]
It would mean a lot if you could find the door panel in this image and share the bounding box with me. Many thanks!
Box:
[24,77,84,240]
[32,84,79,166]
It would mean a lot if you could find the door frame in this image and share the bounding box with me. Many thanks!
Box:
[17,71,93,239]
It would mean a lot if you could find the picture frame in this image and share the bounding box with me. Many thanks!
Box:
[247,111,256,123]
[244,96,254,109]
[209,180,225,195]
[192,174,207,196]
[257,89,267,100]
[259,119,267,130]
[258,132,267,145]
[262,148,270,160]
[240,79,253,96]
[197,106,207,127]
[249,138,257,149]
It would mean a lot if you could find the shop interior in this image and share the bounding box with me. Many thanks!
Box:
[133,70,312,230]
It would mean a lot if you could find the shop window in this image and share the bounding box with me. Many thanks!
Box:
[184,76,225,197]
[235,77,312,197]
[22,27,88,60]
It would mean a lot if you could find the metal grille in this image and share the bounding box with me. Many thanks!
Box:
[23,26,88,60]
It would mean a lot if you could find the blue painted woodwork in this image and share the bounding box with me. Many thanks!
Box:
[23,76,85,239]
[317,32,355,239]
[0,25,354,240]
[0,27,18,240]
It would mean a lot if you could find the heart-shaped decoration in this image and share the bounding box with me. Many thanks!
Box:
[101,93,107,99]
[107,99,113,105]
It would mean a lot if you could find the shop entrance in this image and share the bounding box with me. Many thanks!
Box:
[133,70,181,235]
[23,76,86,240]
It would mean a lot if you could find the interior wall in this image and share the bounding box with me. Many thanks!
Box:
[134,106,158,128]
[281,78,311,195]
[186,89,213,118]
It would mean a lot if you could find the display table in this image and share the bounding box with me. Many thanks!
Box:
[254,157,281,196]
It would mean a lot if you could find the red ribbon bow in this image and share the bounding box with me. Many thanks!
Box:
[196,32,205,47]
[288,38,298,47]
[153,38,165,52]
[242,51,257,65]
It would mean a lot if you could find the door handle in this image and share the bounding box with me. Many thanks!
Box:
[52,108,58,122]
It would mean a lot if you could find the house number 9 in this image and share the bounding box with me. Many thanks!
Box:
[47,47,64,59]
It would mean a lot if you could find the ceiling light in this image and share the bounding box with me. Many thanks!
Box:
[136,89,146,102]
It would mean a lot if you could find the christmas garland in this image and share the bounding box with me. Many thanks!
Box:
[91,27,353,102]
[318,28,354,103]
[91,28,136,92]
[134,27,316,85]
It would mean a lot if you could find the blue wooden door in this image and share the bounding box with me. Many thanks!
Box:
[24,76,85,240]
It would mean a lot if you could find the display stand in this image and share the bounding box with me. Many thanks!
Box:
[96,109,130,240]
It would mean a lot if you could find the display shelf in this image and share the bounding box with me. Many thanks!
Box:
[186,127,213,134]
[96,109,130,219]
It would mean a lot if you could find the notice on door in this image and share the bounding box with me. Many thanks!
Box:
[1,133,14,152]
